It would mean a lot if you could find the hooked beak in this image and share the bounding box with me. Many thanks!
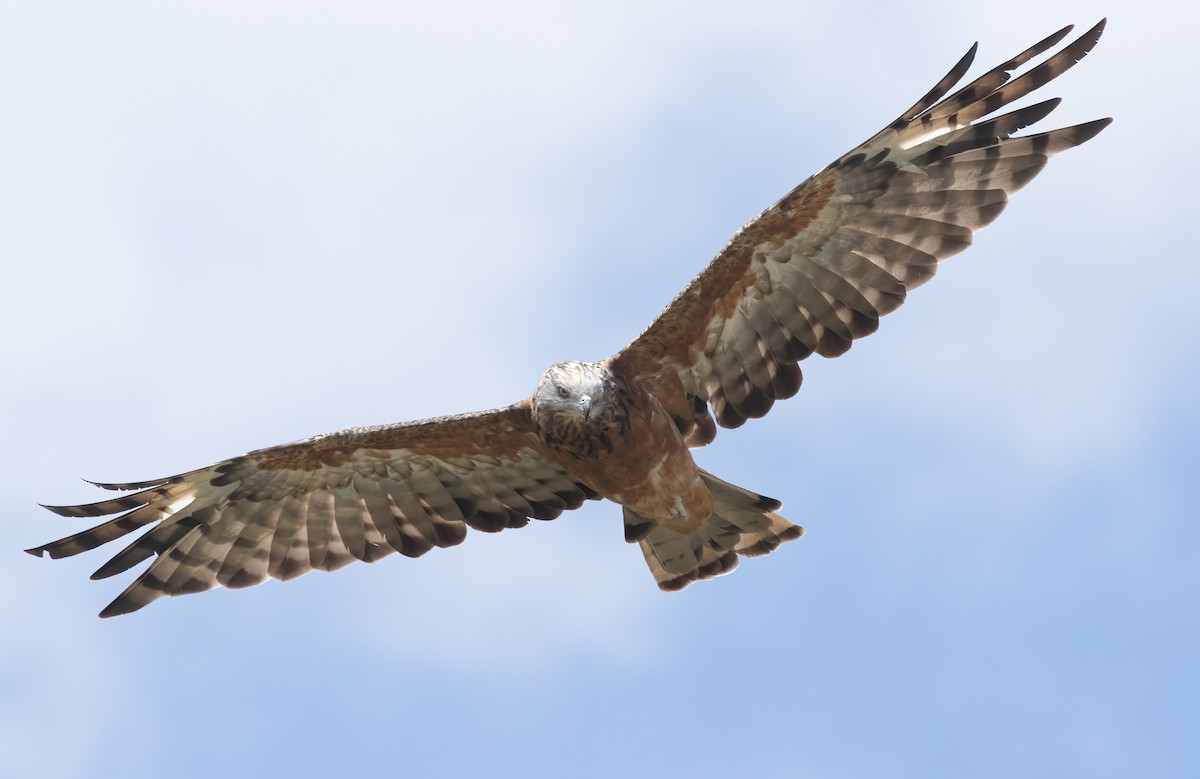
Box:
[578,395,592,421]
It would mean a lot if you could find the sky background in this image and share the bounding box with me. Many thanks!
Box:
[2,1,1196,777]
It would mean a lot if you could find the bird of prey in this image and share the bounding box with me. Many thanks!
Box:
[28,21,1111,617]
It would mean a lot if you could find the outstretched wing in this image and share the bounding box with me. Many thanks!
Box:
[612,21,1111,444]
[27,403,598,617]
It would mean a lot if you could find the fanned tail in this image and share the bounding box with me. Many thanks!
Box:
[626,470,803,591]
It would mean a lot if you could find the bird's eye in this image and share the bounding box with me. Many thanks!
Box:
[556,385,570,399]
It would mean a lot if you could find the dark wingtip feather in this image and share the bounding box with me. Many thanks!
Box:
[1064,19,1106,67]
[98,583,158,617]
[980,97,1064,141]
[40,502,84,518]
[752,495,783,512]
[84,477,170,491]
[40,493,151,518]
[1031,23,1074,57]
[26,540,72,560]
[98,600,132,619]
[1071,117,1113,145]
[897,42,979,124]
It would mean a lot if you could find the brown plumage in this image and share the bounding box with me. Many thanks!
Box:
[28,21,1111,617]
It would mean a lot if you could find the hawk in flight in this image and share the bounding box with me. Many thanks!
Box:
[29,22,1111,617]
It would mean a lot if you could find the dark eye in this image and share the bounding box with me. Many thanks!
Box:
[556,385,570,399]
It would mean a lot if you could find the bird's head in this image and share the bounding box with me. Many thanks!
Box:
[531,360,621,456]
[534,360,614,423]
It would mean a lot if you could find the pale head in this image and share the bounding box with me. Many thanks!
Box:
[531,360,622,458]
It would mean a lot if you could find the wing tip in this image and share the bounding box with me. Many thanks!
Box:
[896,41,979,125]
[1065,19,1107,65]
[1040,23,1075,52]
[98,595,144,619]
[1069,117,1113,146]
[97,602,126,619]
[753,495,784,512]
[39,502,82,518]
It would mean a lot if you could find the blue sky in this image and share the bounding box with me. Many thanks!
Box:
[2,1,1197,777]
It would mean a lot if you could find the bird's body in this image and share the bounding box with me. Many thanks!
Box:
[29,21,1112,617]
[533,361,712,532]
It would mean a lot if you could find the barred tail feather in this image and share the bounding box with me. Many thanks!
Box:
[627,470,803,591]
